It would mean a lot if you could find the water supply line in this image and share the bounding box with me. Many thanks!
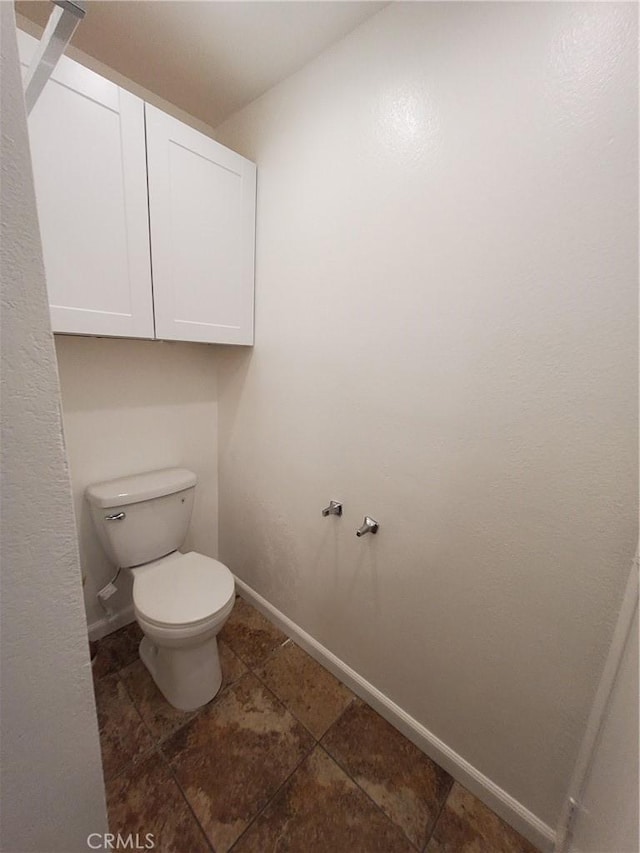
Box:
[96,566,121,621]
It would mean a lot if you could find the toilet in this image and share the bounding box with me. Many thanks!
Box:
[86,468,235,711]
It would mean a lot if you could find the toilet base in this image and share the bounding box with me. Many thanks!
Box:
[139,634,222,712]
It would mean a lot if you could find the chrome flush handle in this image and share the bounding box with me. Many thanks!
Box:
[105,512,126,521]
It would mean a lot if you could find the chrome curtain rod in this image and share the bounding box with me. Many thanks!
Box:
[24,0,86,115]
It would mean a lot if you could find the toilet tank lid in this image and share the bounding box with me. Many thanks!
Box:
[85,468,197,508]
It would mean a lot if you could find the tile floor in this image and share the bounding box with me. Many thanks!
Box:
[93,596,540,853]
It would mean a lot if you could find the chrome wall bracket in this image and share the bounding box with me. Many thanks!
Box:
[322,500,343,517]
[356,516,379,536]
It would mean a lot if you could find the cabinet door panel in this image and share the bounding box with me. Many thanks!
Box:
[18,32,154,338]
[145,105,255,345]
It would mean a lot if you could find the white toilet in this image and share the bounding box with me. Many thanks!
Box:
[86,468,235,711]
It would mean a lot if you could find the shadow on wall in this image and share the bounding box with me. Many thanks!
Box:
[216,344,254,440]
[55,335,219,411]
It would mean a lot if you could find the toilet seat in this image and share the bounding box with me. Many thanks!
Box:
[133,551,235,629]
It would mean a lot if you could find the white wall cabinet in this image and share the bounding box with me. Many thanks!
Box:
[146,106,256,345]
[18,32,154,339]
[18,31,255,345]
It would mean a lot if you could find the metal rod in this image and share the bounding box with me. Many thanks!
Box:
[24,0,86,115]
[53,0,86,17]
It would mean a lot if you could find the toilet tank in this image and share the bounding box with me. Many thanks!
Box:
[86,468,197,568]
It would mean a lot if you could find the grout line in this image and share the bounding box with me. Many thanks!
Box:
[94,670,158,785]
[248,664,321,747]
[248,664,320,744]
[223,663,319,849]
[117,661,201,749]
[199,605,429,850]
[227,743,315,852]
[160,749,216,853]
[228,596,429,848]
[116,639,252,753]
[316,695,454,852]
[99,746,160,791]
[154,667,254,757]
[97,609,307,851]
[244,629,357,745]
[114,667,156,740]
[153,667,292,851]
[315,741,421,852]
[152,667,315,852]
[230,632,292,674]
[228,602,364,750]
[422,775,454,852]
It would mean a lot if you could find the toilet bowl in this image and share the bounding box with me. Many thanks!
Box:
[132,551,235,710]
[86,468,235,711]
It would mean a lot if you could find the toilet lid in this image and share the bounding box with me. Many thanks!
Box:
[133,552,235,627]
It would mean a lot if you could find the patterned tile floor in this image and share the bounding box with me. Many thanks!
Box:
[94,596,539,853]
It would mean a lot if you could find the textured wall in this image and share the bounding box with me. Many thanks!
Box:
[0,6,107,850]
[215,1,638,830]
[55,336,219,631]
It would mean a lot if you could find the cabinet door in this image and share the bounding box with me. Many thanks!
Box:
[145,105,256,345]
[18,32,154,338]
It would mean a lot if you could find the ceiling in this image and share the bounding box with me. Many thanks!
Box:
[15,1,387,128]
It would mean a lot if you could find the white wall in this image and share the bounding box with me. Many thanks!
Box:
[55,336,219,632]
[0,6,108,851]
[215,0,638,838]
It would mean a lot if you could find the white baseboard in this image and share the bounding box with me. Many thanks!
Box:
[88,604,135,641]
[234,575,556,853]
